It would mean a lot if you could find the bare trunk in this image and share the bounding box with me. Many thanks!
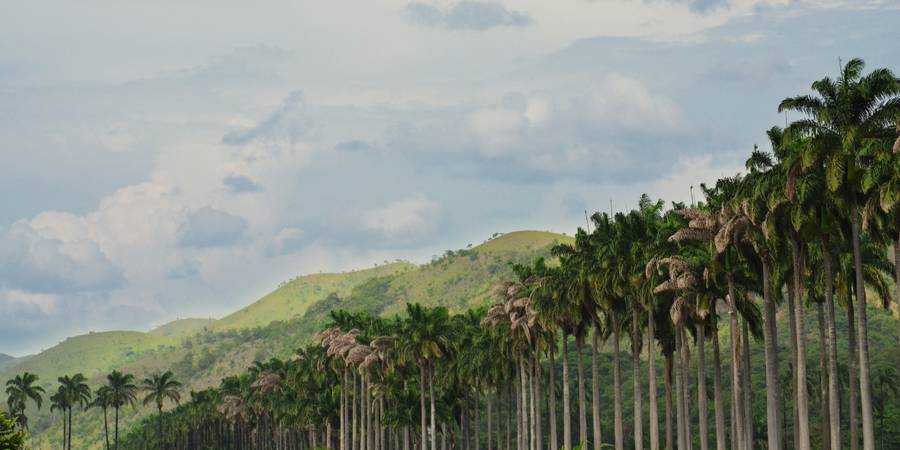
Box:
[430,364,437,450]
[634,306,644,450]
[562,331,572,450]
[727,274,745,450]
[421,365,427,450]
[550,343,558,450]
[850,204,875,450]
[488,389,493,450]
[823,246,842,450]
[353,373,358,450]
[761,261,782,450]
[712,323,725,450]
[679,327,692,450]
[592,326,601,450]
[787,285,800,450]
[613,327,624,450]
[848,290,859,450]
[576,336,587,449]
[534,337,542,450]
[741,319,752,448]
[791,240,810,450]
[817,302,831,450]
[649,307,659,450]
[697,325,708,450]
[675,329,685,450]
[477,389,482,450]
[665,354,674,450]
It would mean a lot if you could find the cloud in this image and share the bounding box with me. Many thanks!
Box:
[176,207,248,249]
[706,55,792,86]
[0,222,125,294]
[221,90,309,146]
[266,227,306,256]
[223,174,263,193]
[405,1,533,30]
[363,195,442,238]
[334,140,375,153]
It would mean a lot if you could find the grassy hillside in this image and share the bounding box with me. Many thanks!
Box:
[148,318,215,337]
[0,353,16,371]
[210,261,417,331]
[17,230,570,449]
[0,331,177,386]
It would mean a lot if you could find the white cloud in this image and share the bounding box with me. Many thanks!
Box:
[364,195,442,237]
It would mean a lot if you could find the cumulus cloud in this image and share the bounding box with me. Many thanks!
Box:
[176,207,249,249]
[221,90,309,146]
[706,55,793,87]
[364,195,442,238]
[223,174,264,193]
[0,222,125,294]
[405,1,533,30]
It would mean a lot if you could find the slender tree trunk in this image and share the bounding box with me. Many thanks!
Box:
[761,260,782,450]
[477,389,483,450]
[675,329,685,450]
[342,367,348,450]
[634,306,644,450]
[103,407,110,450]
[817,302,832,450]
[648,307,659,450]
[613,326,624,450]
[741,318,752,448]
[550,343,558,450]
[787,285,800,450]
[791,240,811,450]
[430,364,438,450]
[576,336,587,449]
[727,273,745,450]
[421,365,427,450]
[712,323,725,450]
[562,331,572,450]
[507,382,513,450]
[158,406,164,450]
[895,234,900,363]
[591,326,601,450]
[679,327,692,450]
[697,325,708,450]
[849,290,860,450]
[534,336,542,450]
[823,246,842,450]
[665,354,674,450]
[354,373,358,450]
[850,204,875,450]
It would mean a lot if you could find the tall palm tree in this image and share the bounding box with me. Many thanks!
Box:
[49,388,68,450]
[4,372,45,432]
[779,58,900,450]
[106,370,138,450]
[141,371,182,449]
[92,385,113,450]
[58,373,91,450]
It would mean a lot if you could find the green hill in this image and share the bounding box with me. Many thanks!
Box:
[148,318,215,337]
[0,353,16,371]
[210,261,417,331]
[13,230,571,449]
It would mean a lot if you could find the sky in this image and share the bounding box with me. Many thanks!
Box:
[0,0,897,355]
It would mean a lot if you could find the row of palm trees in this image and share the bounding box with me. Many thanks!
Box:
[4,370,182,450]
[3,57,899,450]
[111,57,898,450]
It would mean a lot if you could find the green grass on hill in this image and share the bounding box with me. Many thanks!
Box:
[209,261,417,332]
[148,318,215,337]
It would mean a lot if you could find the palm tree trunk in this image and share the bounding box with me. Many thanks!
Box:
[519,352,527,450]
[158,405,164,450]
[613,326,624,450]
[849,289,860,450]
[507,382,513,450]
[591,326,601,450]
[761,260,782,450]
[104,407,110,450]
[562,331,572,450]
[430,364,438,450]
[679,327,692,450]
[354,373,358,450]
[674,329,685,450]
[115,406,120,450]
[741,318,752,448]
[550,343,558,450]
[342,367,348,450]
[534,337,542,450]
[488,388,494,450]
[633,306,644,450]
[421,365,427,450]
[363,374,369,450]
[823,246,842,450]
[787,284,800,450]
[727,273,745,450]
[697,325,708,450]
[665,353,674,450]
[712,323,725,450]
[68,407,72,450]
[850,204,875,450]
[575,336,587,450]
[648,308,659,450]
[791,240,811,450]
[817,302,832,450]
[895,233,900,362]
[477,389,482,450]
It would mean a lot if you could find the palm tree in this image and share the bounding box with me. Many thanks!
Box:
[106,370,138,450]
[57,373,91,450]
[779,58,900,450]
[92,385,113,450]
[49,388,68,450]
[141,371,182,449]
[4,372,45,432]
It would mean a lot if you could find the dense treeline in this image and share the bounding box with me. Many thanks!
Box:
[4,58,900,450]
